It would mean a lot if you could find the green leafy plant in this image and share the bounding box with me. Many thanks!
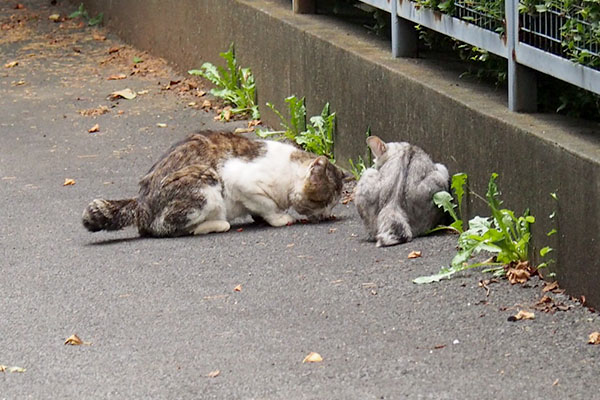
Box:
[257,95,336,160]
[348,127,374,180]
[414,173,535,284]
[295,102,335,158]
[188,43,260,120]
[537,192,558,276]
[430,172,468,233]
[348,156,368,180]
[69,3,103,26]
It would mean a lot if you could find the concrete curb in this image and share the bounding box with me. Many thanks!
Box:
[78,0,600,306]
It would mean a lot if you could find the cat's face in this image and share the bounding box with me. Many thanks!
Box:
[294,156,345,220]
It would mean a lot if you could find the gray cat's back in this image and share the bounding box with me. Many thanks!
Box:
[355,136,449,247]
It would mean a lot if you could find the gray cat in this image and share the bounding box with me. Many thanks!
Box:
[355,136,449,247]
[82,130,345,237]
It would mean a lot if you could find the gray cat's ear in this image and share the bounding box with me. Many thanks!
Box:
[366,136,387,158]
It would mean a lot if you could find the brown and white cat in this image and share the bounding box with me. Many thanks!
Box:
[82,130,345,237]
[355,136,449,247]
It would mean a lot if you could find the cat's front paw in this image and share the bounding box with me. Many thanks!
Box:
[264,213,296,227]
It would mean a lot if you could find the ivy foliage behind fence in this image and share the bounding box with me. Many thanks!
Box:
[410,0,600,69]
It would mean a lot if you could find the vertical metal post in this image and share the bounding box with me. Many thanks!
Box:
[506,0,537,112]
[391,0,418,57]
[293,0,316,14]
[391,0,400,57]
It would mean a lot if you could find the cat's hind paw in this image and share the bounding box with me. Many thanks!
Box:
[376,231,411,247]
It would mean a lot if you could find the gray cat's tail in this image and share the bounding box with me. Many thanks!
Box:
[82,198,138,232]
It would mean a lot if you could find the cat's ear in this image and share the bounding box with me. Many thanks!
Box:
[310,156,328,170]
[366,136,387,158]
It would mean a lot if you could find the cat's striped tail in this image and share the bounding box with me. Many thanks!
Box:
[82,198,138,232]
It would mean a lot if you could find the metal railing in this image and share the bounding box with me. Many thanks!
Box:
[294,0,600,112]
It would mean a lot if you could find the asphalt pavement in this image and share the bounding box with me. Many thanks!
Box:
[1,1,599,399]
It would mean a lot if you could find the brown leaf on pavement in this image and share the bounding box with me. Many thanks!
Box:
[0,365,26,373]
[63,178,76,186]
[109,88,136,100]
[64,334,91,345]
[79,105,109,116]
[4,61,18,68]
[542,281,559,293]
[508,310,535,321]
[88,123,100,133]
[407,251,422,259]
[506,261,531,284]
[107,73,127,80]
[302,352,323,363]
[207,370,220,378]
[588,332,600,345]
[233,284,242,292]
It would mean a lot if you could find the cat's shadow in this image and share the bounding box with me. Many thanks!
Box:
[85,214,348,246]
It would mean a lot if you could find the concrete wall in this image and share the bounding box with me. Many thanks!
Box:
[79,0,600,306]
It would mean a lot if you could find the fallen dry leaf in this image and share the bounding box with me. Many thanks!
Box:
[201,100,212,109]
[48,13,60,22]
[64,334,91,345]
[79,105,109,117]
[107,73,127,80]
[15,3,25,9]
[207,369,220,378]
[92,32,106,41]
[233,284,242,292]
[4,61,18,68]
[407,251,422,259]
[302,352,323,363]
[156,123,167,128]
[508,310,535,321]
[108,46,121,54]
[14,80,25,86]
[248,119,261,127]
[0,365,26,373]
[588,332,600,345]
[109,88,137,100]
[506,267,530,284]
[222,108,232,121]
[88,123,100,133]
[63,178,76,186]
[137,90,149,95]
[542,281,559,293]
[233,127,254,134]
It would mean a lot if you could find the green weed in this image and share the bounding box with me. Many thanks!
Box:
[188,43,260,120]
[414,173,535,284]
[430,172,468,234]
[69,3,103,26]
[348,156,368,180]
[257,95,335,160]
[347,127,374,180]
